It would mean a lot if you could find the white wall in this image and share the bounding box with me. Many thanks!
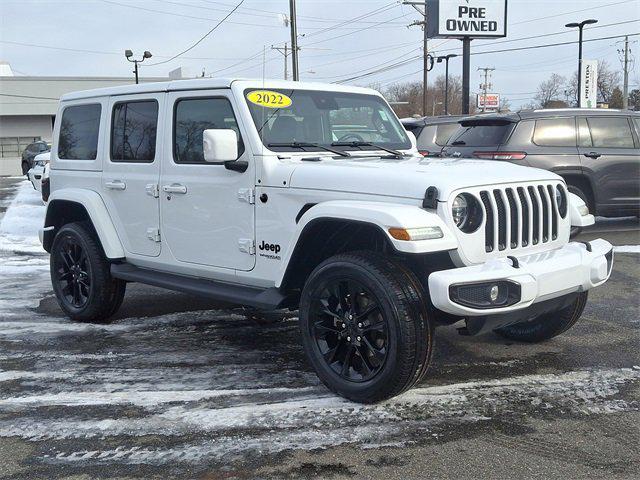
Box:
[0,115,53,176]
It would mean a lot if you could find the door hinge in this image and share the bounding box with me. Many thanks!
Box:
[238,238,255,255]
[146,228,161,242]
[237,188,255,204]
[146,184,160,198]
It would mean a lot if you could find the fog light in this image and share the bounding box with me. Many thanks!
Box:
[578,204,589,216]
[489,284,499,302]
[449,280,521,309]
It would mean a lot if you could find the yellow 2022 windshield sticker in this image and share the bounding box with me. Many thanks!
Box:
[246,90,292,108]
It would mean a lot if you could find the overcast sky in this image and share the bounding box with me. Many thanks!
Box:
[0,0,638,108]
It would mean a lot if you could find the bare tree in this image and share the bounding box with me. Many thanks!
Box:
[565,60,621,105]
[533,73,566,108]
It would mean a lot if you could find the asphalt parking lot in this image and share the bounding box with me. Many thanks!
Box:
[0,177,638,480]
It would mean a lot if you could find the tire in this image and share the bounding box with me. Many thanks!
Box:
[50,222,126,323]
[299,252,434,403]
[494,292,588,343]
[21,162,30,176]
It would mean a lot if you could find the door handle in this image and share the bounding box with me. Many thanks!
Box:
[162,184,187,194]
[584,152,601,159]
[105,180,126,190]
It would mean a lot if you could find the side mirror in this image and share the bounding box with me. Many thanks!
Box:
[203,129,238,163]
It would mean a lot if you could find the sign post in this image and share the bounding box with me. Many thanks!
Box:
[580,60,598,108]
[427,0,507,114]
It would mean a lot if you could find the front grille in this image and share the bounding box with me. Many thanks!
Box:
[480,183,562,253]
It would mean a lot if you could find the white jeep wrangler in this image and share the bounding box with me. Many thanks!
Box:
[41,79,613,403]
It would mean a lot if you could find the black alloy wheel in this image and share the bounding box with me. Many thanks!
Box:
[53,235,92,309]
[299,252,434,403]
[50,222,126,323]
[309,277,388,382]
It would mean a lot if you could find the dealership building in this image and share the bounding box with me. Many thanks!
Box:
[0,62,166,175]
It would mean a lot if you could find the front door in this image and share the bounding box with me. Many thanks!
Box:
[102,94,163,257]
[578,116,640,210]
[160,91,255,271]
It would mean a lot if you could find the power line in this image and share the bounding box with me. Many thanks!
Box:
[334,32,639,84]
[0,93,59,100]
[509,0,637,26]
[143,0,246,67]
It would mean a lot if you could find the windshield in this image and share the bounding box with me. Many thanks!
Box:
[244,88,411,153]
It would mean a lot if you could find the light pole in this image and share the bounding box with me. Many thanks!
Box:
[565,19,598,107]
[125,50,152,84]
[437,54,457,115]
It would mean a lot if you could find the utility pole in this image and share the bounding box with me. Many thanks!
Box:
[621,36,630,110]
[289,0,299,81]
[404,1,430,117]
[271,43,289,80]
[478,67,495,112]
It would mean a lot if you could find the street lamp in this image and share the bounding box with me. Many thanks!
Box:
[565,19,598,107]
[436,54,458,115]
[125,50,152,84]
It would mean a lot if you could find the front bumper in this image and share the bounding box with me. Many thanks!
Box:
[428,239,613,316]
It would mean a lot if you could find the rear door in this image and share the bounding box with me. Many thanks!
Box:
[102,94,163,257]
[578,115,640,211]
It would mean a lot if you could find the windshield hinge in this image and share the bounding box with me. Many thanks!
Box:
[145,184,160,198]
[423,186,439,209]
[238,238,255,255]
[146,227,161,242]
[237,188,255,204]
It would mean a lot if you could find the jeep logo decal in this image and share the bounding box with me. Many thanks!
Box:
[258,241,281,260]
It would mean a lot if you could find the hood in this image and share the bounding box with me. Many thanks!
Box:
[288,156,561,201]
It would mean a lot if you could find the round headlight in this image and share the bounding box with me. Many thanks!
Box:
[452,193,483,233]
[452,195,469,228]
[556,185,567,218]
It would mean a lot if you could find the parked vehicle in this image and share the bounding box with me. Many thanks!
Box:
[41,162,51,203]
[441,109,640,217]
[41,79,612,403]
[402,116,463,156]
[27,152,50,194]
[21,140,51,175]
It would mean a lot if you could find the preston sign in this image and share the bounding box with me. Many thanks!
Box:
[427,0,508,39]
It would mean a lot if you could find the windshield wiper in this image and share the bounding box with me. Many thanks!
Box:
[331,141,405,157]
[267,142,351,157]
[451,140,466,146]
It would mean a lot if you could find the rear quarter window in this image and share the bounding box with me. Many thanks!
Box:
[532,118,576,147]
[58,104,101,160]
[435,123,461,146]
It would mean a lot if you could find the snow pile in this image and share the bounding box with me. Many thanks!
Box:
[0,181,45,254]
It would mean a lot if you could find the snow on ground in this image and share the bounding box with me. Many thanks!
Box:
[0,180,45,254]
[614,245,640,253]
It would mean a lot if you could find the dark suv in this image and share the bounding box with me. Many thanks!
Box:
[21,140,51,175]
[442,109,640,217]
[402,116,463,156]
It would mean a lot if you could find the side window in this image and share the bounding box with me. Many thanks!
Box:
[532,118,576,147]
[587,117,634,148]
[174,97,244,164]
[111,100,158,163]
[58,104,101,160]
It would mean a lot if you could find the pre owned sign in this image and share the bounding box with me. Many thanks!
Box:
[428,0,507,39]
